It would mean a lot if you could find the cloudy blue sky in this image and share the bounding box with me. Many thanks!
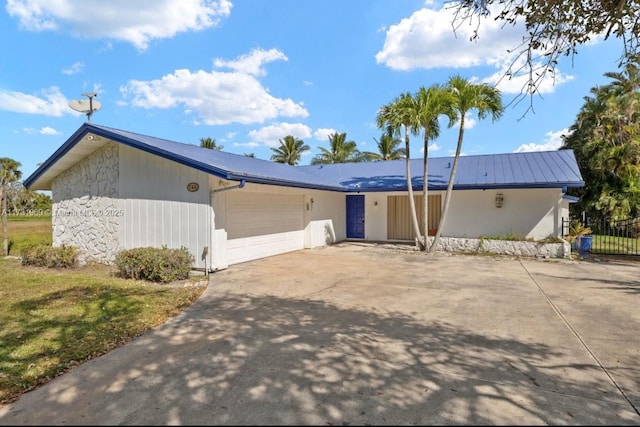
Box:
[0,0,628,178]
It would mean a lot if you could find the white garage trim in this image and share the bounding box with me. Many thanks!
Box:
[226,191,305,264]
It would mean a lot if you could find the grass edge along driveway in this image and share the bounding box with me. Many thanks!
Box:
[0,258,206,405]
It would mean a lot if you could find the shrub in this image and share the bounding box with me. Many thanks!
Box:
[539,235,564,243]
[21,244,78,268]
[480,232,533,242]
[565,220,592,243]
[480,233,564,243]
[114,246,194,283]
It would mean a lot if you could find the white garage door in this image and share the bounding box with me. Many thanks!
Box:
[226,191,305,265]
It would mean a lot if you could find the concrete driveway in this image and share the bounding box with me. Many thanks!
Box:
[1,242,639,425]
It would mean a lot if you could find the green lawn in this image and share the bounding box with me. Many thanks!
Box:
[592,234,640,255]
[2,215,52,256]
[0,217,207,405]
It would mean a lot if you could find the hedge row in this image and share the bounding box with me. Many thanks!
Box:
[19,244,195,283]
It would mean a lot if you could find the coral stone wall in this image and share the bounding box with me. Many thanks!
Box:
[428,236,570,258]
[51,143,120,264]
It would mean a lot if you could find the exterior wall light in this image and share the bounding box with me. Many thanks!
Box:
[495,193,504,208]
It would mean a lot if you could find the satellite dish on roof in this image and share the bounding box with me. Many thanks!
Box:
[69,92,101,122]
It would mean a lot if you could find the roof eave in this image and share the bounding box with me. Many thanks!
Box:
[24,123,93,190]
[225,173,345,192]
[341,181,585,193]
[24,123,235,190]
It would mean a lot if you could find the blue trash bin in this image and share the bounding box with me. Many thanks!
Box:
[578,235,593,258]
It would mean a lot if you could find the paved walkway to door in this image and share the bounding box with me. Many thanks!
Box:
[1,242,639,425]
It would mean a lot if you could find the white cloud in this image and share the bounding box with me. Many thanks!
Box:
[22,126,59,134]
[6,0,232,51]
[451,117,476,130]
[213,48,286,77]
[120,49,308,125]
[514,128,569,152]
[40,126,59,135]
[375,3,573,94]
[248,122,312,148]
[0,86,76,116]
[448,150,467,157]
[314,128,336,141]
[62,61,84,75]
[232,141,260,148]
[376,4,522,70]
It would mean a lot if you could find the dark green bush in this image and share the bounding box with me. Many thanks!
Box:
[21,244,78,268]
[114,246,194,283]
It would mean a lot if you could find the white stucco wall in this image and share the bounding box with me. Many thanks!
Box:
[439,188,565,239]
[364,194,389,241]
[361,188,566,241]
[51,142,121,264]
[306,189,345,246]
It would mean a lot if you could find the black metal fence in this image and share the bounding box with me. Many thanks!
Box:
[563,216,640,256]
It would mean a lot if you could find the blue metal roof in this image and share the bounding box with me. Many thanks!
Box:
[24,123,585,192]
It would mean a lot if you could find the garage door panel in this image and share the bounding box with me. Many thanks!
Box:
[227,192,302,239]
[227,231,304,264]
[226,192,304,265]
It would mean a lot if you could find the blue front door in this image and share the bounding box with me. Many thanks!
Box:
[346,195,365,239]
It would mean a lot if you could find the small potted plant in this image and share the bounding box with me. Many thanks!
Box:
[566,220,593,255]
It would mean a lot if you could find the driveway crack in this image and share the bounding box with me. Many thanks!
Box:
[519,259,640,417]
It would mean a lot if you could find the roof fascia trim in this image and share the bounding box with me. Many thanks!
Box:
[25,123,234,188]
[343,182,585,193]
[23,123,91,188]
[89,126,231,180]
[224,173,345,192]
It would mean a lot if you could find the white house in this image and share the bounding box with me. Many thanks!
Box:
[24,123,584,269]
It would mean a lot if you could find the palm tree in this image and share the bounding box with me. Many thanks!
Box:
[562,58,640,221]
[415,84,456,251]
[244,153,256,158]
[430,75,503,252]
[602,54,640,97]
[584,91,640,220]
[310,132,367,165]
[365,133,405,161]
[0,157,22,256]
[561,89,609,219]
[199,137,223,151]
[376,92,424,249]
[270,135,310,165]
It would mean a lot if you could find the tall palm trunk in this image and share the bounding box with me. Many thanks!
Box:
[404,126,423,249]
[422,133,429,252]
[430,117,465,252]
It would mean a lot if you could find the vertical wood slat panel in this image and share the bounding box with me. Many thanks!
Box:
[387,195,441,240]
[428,194,441,235]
